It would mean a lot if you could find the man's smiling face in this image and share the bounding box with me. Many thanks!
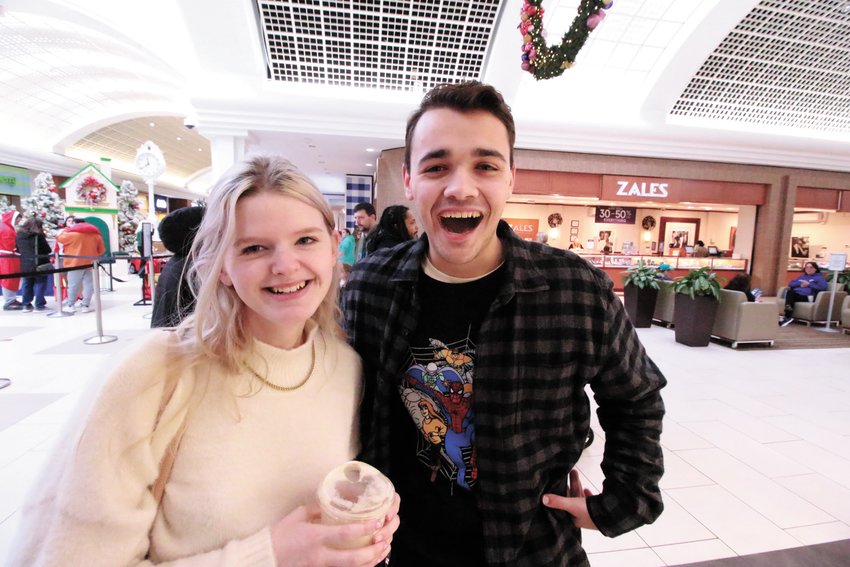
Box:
[403,108,515,278]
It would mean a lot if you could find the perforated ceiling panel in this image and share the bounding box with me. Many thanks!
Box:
[256,0,501,89]
[670,0,850,134]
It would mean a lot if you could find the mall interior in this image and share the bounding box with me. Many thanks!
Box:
[1,1,849,566]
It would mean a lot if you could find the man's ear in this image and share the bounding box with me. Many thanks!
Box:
[403,164,413,201]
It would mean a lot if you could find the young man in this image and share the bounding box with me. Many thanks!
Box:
[342,82,666,567]
[352,202,377,260]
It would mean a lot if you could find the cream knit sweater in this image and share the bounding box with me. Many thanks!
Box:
[10,323,362,567]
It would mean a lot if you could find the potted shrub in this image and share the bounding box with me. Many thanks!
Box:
[622,260,660,327]
[826,268,850,292]
[672,267,723,346]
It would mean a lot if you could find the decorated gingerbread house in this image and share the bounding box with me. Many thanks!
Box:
[59,163,119,253]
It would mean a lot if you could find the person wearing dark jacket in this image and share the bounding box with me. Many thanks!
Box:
[16,217,53,312]
[365,204,418,254]
[151,206,204,328]
[781,261,828,325]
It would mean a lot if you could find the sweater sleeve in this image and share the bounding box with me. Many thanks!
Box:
[8,332,278,567]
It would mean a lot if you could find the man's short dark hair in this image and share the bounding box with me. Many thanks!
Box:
[353,202,376,217]
[404,81,516,170]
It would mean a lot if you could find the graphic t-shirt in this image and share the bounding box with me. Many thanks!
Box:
[388,262,504,567]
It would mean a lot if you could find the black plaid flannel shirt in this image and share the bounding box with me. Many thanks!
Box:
[342,221,666,566]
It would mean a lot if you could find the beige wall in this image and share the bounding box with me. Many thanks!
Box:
[376,146,850,294]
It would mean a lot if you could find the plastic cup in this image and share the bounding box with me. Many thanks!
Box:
[317,461,395,549]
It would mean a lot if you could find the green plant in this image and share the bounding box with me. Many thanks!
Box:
[622,260,660,290]
[673,266,723,301]
[825,268,850,292]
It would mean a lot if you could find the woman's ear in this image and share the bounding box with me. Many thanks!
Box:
[219,270,232,287]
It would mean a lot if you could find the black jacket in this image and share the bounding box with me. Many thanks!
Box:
[15,231,51,273]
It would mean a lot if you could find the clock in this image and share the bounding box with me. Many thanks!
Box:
[135,141,166,180]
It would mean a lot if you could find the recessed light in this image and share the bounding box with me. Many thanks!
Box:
[197,148,203,152]
[366,148,375,152]
[366,163,373,167]
[176,136,182,141]
[149,122,155,127]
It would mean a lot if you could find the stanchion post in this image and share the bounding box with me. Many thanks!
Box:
[83,260,117,345]
[47,251,74,318]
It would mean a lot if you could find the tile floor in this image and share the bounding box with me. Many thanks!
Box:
[0,271,849,566]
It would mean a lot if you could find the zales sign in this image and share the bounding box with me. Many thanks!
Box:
[602,176,680,202]
[616,180,668,198]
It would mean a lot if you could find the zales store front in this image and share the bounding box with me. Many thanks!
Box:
[504,172,767,291]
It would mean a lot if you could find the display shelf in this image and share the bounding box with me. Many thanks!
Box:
[575,253,747,271]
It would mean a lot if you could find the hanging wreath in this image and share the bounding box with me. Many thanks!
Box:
[641,215,656,230]
[77,176,107,207]
[519,0,613,80]
[547,212,563,228]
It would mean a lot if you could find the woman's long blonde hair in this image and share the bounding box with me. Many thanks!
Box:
[175,155,342,371]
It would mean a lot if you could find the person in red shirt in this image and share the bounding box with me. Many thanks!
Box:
[0,210,22,310]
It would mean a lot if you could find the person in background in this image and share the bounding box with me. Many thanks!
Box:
[15,217,52,312]
[568,240,583,250]
[353,202,377,260]
[724,273,759,302]
[366,204,418,254]
[56,217,105,313]
[693,240,709,257]
[0,210,22,310]
[656,262,674,280]
[10,155,398,567]
[342,81,665,567]
[338,227,356,266]
[151,206,205,328]
[780,261,828,326]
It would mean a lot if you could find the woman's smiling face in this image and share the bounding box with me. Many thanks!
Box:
[219,192,337,349]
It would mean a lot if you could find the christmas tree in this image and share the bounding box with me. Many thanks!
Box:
[21,173,65,237]
[0,195,15,214]
[117,180,145,252]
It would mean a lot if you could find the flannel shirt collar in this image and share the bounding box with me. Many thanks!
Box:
[388,220,550,294]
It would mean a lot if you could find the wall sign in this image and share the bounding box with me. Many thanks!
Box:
[0,164,31,197]
[595,206,636,225]
[503,218,539,241]
[601,175,681,202]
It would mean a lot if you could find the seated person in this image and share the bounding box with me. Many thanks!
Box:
[781,261,828,325]
[655,263,673,281]
[724,273,759,302]
[693,240,710,257]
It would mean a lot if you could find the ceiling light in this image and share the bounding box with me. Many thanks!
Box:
[176,136,182,141]
[197,148,203,152]
[366,148,375,152]
[149,122,155,127]
[365,163,373,167]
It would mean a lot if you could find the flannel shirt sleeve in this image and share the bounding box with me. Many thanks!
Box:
[585,275,666,537]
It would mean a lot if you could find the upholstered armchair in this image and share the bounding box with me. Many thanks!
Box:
[792,284,847,326]
[652,280,676,327]
[840,295,850,334]
[711,289,777,348]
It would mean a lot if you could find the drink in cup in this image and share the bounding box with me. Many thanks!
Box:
[317,460,395,549]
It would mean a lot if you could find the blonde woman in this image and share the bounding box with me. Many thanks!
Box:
[11,156,398,567]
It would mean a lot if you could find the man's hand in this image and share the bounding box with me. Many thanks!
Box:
[542,469,598,530]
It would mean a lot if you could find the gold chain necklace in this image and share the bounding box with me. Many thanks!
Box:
[244,341,316,392]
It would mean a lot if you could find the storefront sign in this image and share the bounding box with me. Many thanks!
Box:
[504,218,539,241]
[601,175,681,202]
[0,164,31,197]
[595,206,636,225]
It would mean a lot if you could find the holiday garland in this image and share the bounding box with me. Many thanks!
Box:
[520,0,613,80]
[77,175,107,206]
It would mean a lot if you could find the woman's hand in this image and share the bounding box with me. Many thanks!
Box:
[270,494,400,567]
[542,469,598,530]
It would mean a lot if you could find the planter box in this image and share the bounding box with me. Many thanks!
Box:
[674,294,719,346]
[624,285,659,328]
